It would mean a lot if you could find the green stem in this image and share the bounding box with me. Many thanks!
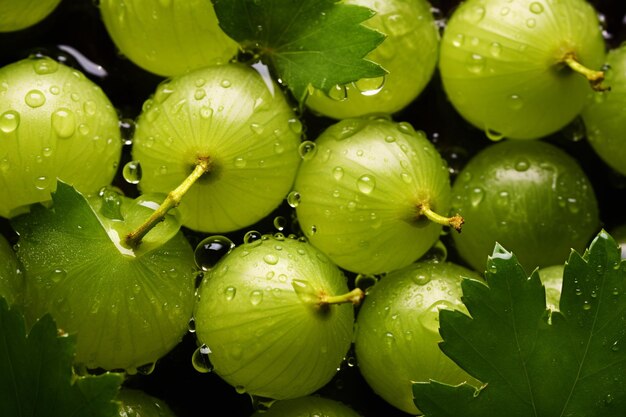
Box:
[319,288,365,306]
[125,157,211,248]
[563,52,608,92]
[419,202,464,232]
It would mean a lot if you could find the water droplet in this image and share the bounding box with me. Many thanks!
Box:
[355,76,385,96]
[137,362,156,375]
[98,186,124,220]
[529,2,544,13]
[50,268,67,283]
[250,122,264,135]
[194,235,234,271]
[508,94,524,110]
[250,290,263,305]
[356,174,376,194]
[122,160,142,184]
[583,301,592,310]
[220,79,231,88]
[412,273,431,285]
[467,5,486,22]
[187,317,196,332]
[298,141,317,159]
[326,84,347,101]
[34,176,51,190]
[0,110,20,134]
[25,89,46,108]
[51,108,76,138]
[224,286,237,301]
[467,53,486,74]
[200,106,214,119]
[485,128,504,141]
[526,18,537,28]
[287,191,301,207]
[119,118,135,145]
[243,230,262,246]
[470,187,485,206]
[288,118,302,135]
[194,88,206,100]
[33,57,59,74]
[273,216,286,231]
[451,33,465,48]
[192,344,213,373]
[332,166,344,180]
[263,254,278,265]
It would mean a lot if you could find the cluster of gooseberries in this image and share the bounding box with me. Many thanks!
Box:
[1,0,625,416]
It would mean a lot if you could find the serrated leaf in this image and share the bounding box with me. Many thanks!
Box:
[0,296,123,417]
[413,230,626,416]
[212,0,387,103]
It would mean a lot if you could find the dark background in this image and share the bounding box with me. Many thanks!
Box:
[1,0,625,416]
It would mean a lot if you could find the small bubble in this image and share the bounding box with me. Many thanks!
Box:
[250,290,263,305]
[299,141,317,160]
[243,230,262,245]
[355,76,385,96]
[332,166,344,180]
[194,235,235,271]
[192,345,213,373]
[263,254,279,265]
[224,286,237,301]
[273,216,286,231]
[287,191,301,207]
[122,160,142,184]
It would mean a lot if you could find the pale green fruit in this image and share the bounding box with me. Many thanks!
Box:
[250,395,363,417]
[99,0,239,77]
[116,388,178,417]
[0,56,122,218]
[0,0,62,32]
[305,0,440,119]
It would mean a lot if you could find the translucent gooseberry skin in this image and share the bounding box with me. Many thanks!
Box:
[354,261,482,415]
[0,56,122,218]
[450,140,600,274]
[582,44,626,176]
[193,234,354,400]
[250,395,363,417]
[293,117,452,275]
[98,0,238,77]
[304,0,440,119]
[0,234,24,307]
[131,63,302,233]
[16,192,197,372]
[0,0,62,32]
[439,0,606,140]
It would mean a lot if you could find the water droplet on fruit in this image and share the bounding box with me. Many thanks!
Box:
[220,79,232,88]
[466,53,485,74]
[583,301,592,310]
[194,235,234,271]
[529,2,544,13]
[508,94,524,110]
[526,18,536,28]
[470,187,485,206]
[187,317,196,333]
[611,341,620,352]
[500,6,510,15]
[332,166,344,180]
[420,300,455,332]
[33,57,59,74]
[224,286,237,301]
[287,191,301,207]
[412,273,431,285]
[485,128,504,141]
[288,118,302,135]
[119,118,135,145]
[25,89,46,108]
[250,122,264,135]
[327,84,348,101]
[488,42,502,57]
[263,254,279,265]
[0,110,19,134]
[451,33,465,47]
[122,160,142,184]
[298,141,317,159]
[192,344,213,373]
[250,290,263,305]
[243,230,262,246]
[466,5,486,23]
[273,216,286,231]
[357,175,376,194]
[51,108,76,138]
[355,76,385,96]
[50,268,67,283]
[34,176,51,190]
[98,186,123,220]
[194,88,206,100]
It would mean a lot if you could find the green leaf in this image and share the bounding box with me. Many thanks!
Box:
[0,296,123,417]
[413,230,626,416]
[212,0,387,103]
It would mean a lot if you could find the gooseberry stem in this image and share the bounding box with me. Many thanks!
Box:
[319,288,365,306]
[562,52,608,92]
[419,203,464,232]
[125,157,211,248]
